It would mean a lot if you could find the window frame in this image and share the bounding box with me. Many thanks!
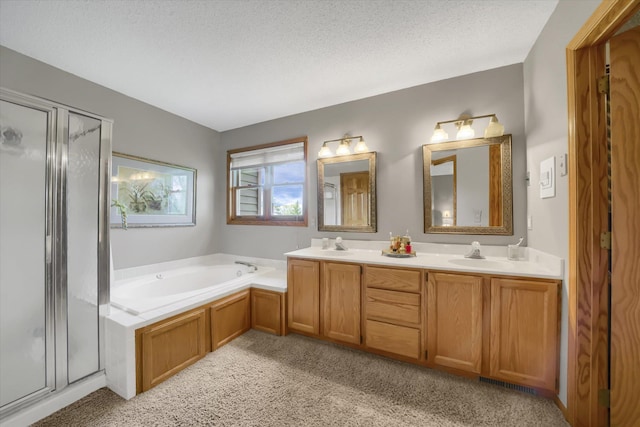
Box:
[227,136,308,226]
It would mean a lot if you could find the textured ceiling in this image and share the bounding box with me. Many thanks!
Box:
[0,0,558,131]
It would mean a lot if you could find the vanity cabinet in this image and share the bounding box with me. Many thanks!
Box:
[363,266,423,361]
[489,277,559,391]
[210,289,251,350]
[426,272,483,374]
[321,262,361,344]
[287,259,320,335]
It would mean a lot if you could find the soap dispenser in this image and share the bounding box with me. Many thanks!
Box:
[404,229,412,254]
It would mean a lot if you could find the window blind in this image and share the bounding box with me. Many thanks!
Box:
[230,142,304,169]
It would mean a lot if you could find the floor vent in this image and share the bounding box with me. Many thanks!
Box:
[479,377,538,396]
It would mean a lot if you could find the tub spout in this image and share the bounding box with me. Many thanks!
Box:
[235,261,258,272]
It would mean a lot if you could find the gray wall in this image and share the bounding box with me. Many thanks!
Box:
[219,64,527,259]
[523,0,601,406]
[0,46,221,269]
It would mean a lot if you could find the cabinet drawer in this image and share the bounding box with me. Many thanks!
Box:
[366,288,420,325]
[365,320,420,359]
[364,266,421,292]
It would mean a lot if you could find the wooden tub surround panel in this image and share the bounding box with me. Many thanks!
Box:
[211,290,251,350]
[251,289,286,336]
[136,307,207,393]
[135,287,285,394]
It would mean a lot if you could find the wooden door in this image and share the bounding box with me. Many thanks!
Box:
[610,25,640,426]
[489,278,559,391]
[340,172,369,226]
[427,273,482,373]
[322,262,361,344]
[287,259,320,335]
[211,290,250,350]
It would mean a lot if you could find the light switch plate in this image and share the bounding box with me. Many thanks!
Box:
[559,153,568,176]
[540,156,556,199]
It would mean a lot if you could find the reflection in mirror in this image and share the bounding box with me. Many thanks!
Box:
[423,135,512,235]
[431,155,457,226]
[317,152,377,232]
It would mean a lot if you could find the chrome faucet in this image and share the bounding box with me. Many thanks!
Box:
[335,236,348,251]
[464,241,485,259]
[235,261,258,272]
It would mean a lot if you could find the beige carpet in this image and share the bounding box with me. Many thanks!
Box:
[34,330,568,426]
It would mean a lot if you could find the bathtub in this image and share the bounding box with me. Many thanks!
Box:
[111,263,275,315]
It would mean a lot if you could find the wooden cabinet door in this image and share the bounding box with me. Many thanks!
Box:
[287,259,320,335]
[140,308,206,392]
[251,289,285,336]
[322,262,361,345]
[490,278,559,391]
[211,290,251,350]
[427,272,482,373]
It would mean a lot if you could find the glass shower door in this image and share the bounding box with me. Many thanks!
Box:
[66,112,101,383]
[0,98,55,409]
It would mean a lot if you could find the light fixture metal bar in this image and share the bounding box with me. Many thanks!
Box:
[434,114,497,127]
[322,135,364,144]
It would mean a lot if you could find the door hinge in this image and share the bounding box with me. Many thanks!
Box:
[598,75,610,95]
[600,231,612,250]
[598,389,610,408]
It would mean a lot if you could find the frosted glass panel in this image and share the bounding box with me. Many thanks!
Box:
[66,112,100,383]
[0,100,48,406]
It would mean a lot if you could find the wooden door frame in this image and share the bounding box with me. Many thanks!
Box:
[566,0,640,425]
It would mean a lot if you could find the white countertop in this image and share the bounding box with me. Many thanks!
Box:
[285,240,563,280]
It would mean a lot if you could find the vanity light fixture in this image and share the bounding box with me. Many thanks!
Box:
[430,114,504,143]
[430,124,449,143]
[318,134,369,157]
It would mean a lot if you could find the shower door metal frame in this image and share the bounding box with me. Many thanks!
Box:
[0,87,112,418]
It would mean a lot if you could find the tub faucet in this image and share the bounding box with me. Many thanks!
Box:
[235,261,258,272]
[464,241,485,259]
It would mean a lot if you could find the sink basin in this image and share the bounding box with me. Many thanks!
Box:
[447,258,514,270]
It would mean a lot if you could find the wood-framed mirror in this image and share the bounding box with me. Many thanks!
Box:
[317,152,377,232]
[422,134,512,235]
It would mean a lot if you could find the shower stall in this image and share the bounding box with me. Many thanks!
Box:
[0,88,111,418]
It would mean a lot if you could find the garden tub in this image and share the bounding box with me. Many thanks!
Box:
[111,263,275,315]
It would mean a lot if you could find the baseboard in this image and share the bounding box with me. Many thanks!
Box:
[553,395,568,422]
[0,373,106,427]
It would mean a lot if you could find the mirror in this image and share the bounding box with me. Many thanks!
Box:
[422,135,512,235]
[317,152,377,232]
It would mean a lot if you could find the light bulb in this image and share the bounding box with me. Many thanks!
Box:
[336,141,351,156]
[431,124,449,143]
[484,115,505,137]
[456,123,475,140]
[318,144,333,158]
[354,138,369,153]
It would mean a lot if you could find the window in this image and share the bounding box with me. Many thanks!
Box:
[227,137,307,226]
